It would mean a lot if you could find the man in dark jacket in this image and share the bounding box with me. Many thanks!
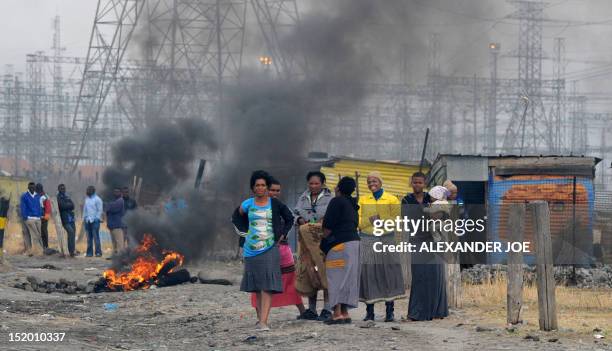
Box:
[121,186,137,248]
[57,184,76,257]
[105,187,125,254]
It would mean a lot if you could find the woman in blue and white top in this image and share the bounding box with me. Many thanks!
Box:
[232,170,294,331]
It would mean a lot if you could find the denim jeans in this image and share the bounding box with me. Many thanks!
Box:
[63,222,76,255]
[85,220,102,256]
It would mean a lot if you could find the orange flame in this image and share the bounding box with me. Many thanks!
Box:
[103,234,184,291]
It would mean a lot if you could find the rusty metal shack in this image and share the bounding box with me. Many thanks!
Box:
[428,154,601,264]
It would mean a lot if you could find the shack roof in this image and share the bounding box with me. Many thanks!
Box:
[429,154,601,184]
[489,155,600,177]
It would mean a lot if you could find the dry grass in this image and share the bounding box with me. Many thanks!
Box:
[2,221,112,255]
[462,277,612,336]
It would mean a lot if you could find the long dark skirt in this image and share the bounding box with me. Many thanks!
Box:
[240,246,283,293]
[408,250,448,321]
[359,233,406,304]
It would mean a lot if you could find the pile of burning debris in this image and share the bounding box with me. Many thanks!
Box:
[97,234,192,292]
[13,234,231,294]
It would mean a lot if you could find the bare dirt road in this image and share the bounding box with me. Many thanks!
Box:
[0,255,609,351]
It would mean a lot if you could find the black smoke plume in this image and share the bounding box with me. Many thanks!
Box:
[101,118,217,264]
[101,118,216,199]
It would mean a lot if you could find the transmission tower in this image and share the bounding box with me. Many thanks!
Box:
[52,15,67,129]
[250,0,304,79]
[66,0,144,173]
[551,37,566,153]
[1,67,23,175]
[502,0,552,154]
[569,81,587,154]
[486,43,500,153]
[115,0,246,133]
[26,51,48,174]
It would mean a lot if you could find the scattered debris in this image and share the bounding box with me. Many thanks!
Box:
[14,277,88,294]
[594,334,605,339]
[548,338,559,343]
[103,303,118,312]
[197,271,233,285]
[391,326,400,331]
[475,326,494,332]
[524,334,540,342]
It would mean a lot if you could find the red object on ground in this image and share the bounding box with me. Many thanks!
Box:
[251,244,303,308]
[251,270,303,308]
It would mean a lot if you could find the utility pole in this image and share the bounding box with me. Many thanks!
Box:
[428,33,441,154]
[488,43,500,154]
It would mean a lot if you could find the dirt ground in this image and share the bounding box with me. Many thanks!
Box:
[0,254,610,351]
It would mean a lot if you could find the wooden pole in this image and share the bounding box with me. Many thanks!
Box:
[50,198,68,256]
[354,171,360,199]
[194,159,206,189]
[507,203,525,324]
[135,177,143,203]
[446,200,462,309]
[532,200,558,331]
[571,176,577,284]
[419,128,430,172]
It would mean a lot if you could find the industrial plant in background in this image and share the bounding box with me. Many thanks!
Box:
[0,0,610,189]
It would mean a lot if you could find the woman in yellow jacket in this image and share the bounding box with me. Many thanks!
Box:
[358,171,405,322]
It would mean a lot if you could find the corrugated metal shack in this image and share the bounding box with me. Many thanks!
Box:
[428,154,601,264]
[320,156,428,198]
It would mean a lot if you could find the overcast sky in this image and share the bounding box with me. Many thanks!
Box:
[0,0,96,73]
[2,0,612,100]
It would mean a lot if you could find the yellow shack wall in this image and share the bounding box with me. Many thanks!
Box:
[320,159,427,199]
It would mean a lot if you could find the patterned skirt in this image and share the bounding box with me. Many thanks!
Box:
[326,240,360,309]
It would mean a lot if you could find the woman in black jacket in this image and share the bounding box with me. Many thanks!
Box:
[231,170,294,331]
[321,177,360,324]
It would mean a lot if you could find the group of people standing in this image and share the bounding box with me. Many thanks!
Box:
[18,183,137,258]
[233,169,459,331]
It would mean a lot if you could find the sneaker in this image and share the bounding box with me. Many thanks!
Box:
[297,309,318,320]
[95,253,102,257]
[317,309,332,322]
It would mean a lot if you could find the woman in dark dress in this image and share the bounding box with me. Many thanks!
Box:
[402,179,449,321]
[321,177,361,325]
